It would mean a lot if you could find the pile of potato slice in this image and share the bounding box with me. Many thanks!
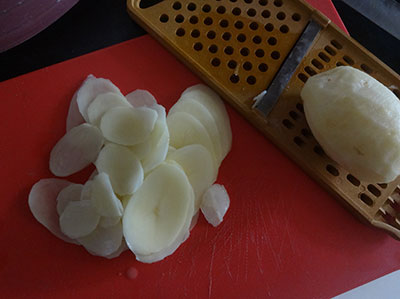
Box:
[28,75,232,263]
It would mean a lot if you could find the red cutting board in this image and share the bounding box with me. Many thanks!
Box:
[1,2,397,299]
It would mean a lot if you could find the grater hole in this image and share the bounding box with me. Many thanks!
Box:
[173,1,182,10]
[259,63,268,72]
[230,0,237,2]
[237,34,246,42]
[211,58,221,67]
[305,66,317,76]
[259,0,268,5]
[319,52,330,62]
[209,44,218,53]
[193,42,203,51]
[298,73,308,83]
[326,164,339,176]
[217,6,226,14]
[224,46,234,55]
[274,0,283,7]
[268,37,277,45]
[202,4,211,12]
[187,2,196,11]
[245,0,253,3]
[219,19,229,28]
[296,102,304,113]
[294,136,305,147]
[228,60,237,69]
[240,47,250,56]
[265,23,274,31]
[324,45,336,56]
[204,17,213,25]
[343,55,354,65]
[277,12,286,20]
[247,76,257,85]
[253,35,262,44]
[176,28,185,36]
[271,51,280,60]
[347,174,360,186]
[247,8,257,17]
[368,185,381,197]
[207,30,216,39]
[289,110,299,120]
[314,145,325,156]
[378,183,388,189]
[175,14,184,23]
[222,32,231,41]
[189,16,198,24]
[160,14,169,23]
[312,59,324,69]
[230,74,240,83]
[249,22,259,30]
[262,9,271,18]
[235,21,244,29]
[331,39,343,49]
[243,61,252,71]
[360,193,373,206]
[255,49,265,58]
[232,7,241,15]
[282,119,294,129]
[292,13,301,21]
[361,63,373,74]
[301,128,312,138]
[280,25,289,33]
[191,29,200,38]
[336,62,344,67]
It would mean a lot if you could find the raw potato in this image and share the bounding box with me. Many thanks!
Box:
[56,184,83,216]
[95,143,144,195]
[167,111,217,164]
[123,163,194,260]
[100,106,158,146]
[66,92,84,131]
[59,200,100,239]
[201,184,230,227]
[99,216,121,228]
[167,144,217,210]
[301,66,400,183]
[90,173,123,217]
[50,123,104,177]
[87,92,131,126]
[126,89,157,108]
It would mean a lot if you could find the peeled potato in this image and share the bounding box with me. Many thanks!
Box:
[99,216,121,228]
[95,143,144,195]
[66,92,84,131]
[90,173,123,217]
[123,163,194,260]
[56,184,83,216]
[100,106,157,146]
[50,123,104,177]
[301,66,400,183]
[87,92,131,126]
[126,89,157,108]
[200,184,230,227]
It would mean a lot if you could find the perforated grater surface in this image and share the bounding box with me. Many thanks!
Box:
[127,0,400,239]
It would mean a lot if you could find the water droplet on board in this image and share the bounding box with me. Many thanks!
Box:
[126,267,138,280]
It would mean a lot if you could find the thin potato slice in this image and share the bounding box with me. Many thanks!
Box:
[99,216,121,228]
[95,143,144,195]
[76,75,122,122]
[201,184,230,227]
[123,163,194,259]
[100,106,157,146]
[91,172,123,217]
[66,92,84,131]
[126,89,157,108]
[59,200,100,239]
[50,123,104,177]
[56,184,83,216]
[87,92,131,126]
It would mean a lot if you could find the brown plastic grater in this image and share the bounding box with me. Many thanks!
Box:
[127,0,400,239]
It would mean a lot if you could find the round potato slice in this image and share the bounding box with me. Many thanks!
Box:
[95,143,144,195]
[87,92,132,126]
[99,216,121,228]
[56,183,83,216]
[50,123,104,177]
[100,106,158,146]
[66,91,84,131]
[126,89,157,108]
[123,163,194,258]
[201,184,230,227]
[91,172,123,217]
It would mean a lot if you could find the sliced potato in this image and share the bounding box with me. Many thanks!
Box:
[201,184,230,227]
[123,163,194,259]
[59,200,100,239]
[91,172,123,217]
[87,92,131,126]
[50,123,104,177]
[95,143,144,195]
[99,216,121,228]
[56,184,83,216]
[66,92,84,131]
[100,106,157,146]
[126,89,157,108]
[167,144,217,210]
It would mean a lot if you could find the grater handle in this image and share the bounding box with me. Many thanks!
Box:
[371,220,400,240]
